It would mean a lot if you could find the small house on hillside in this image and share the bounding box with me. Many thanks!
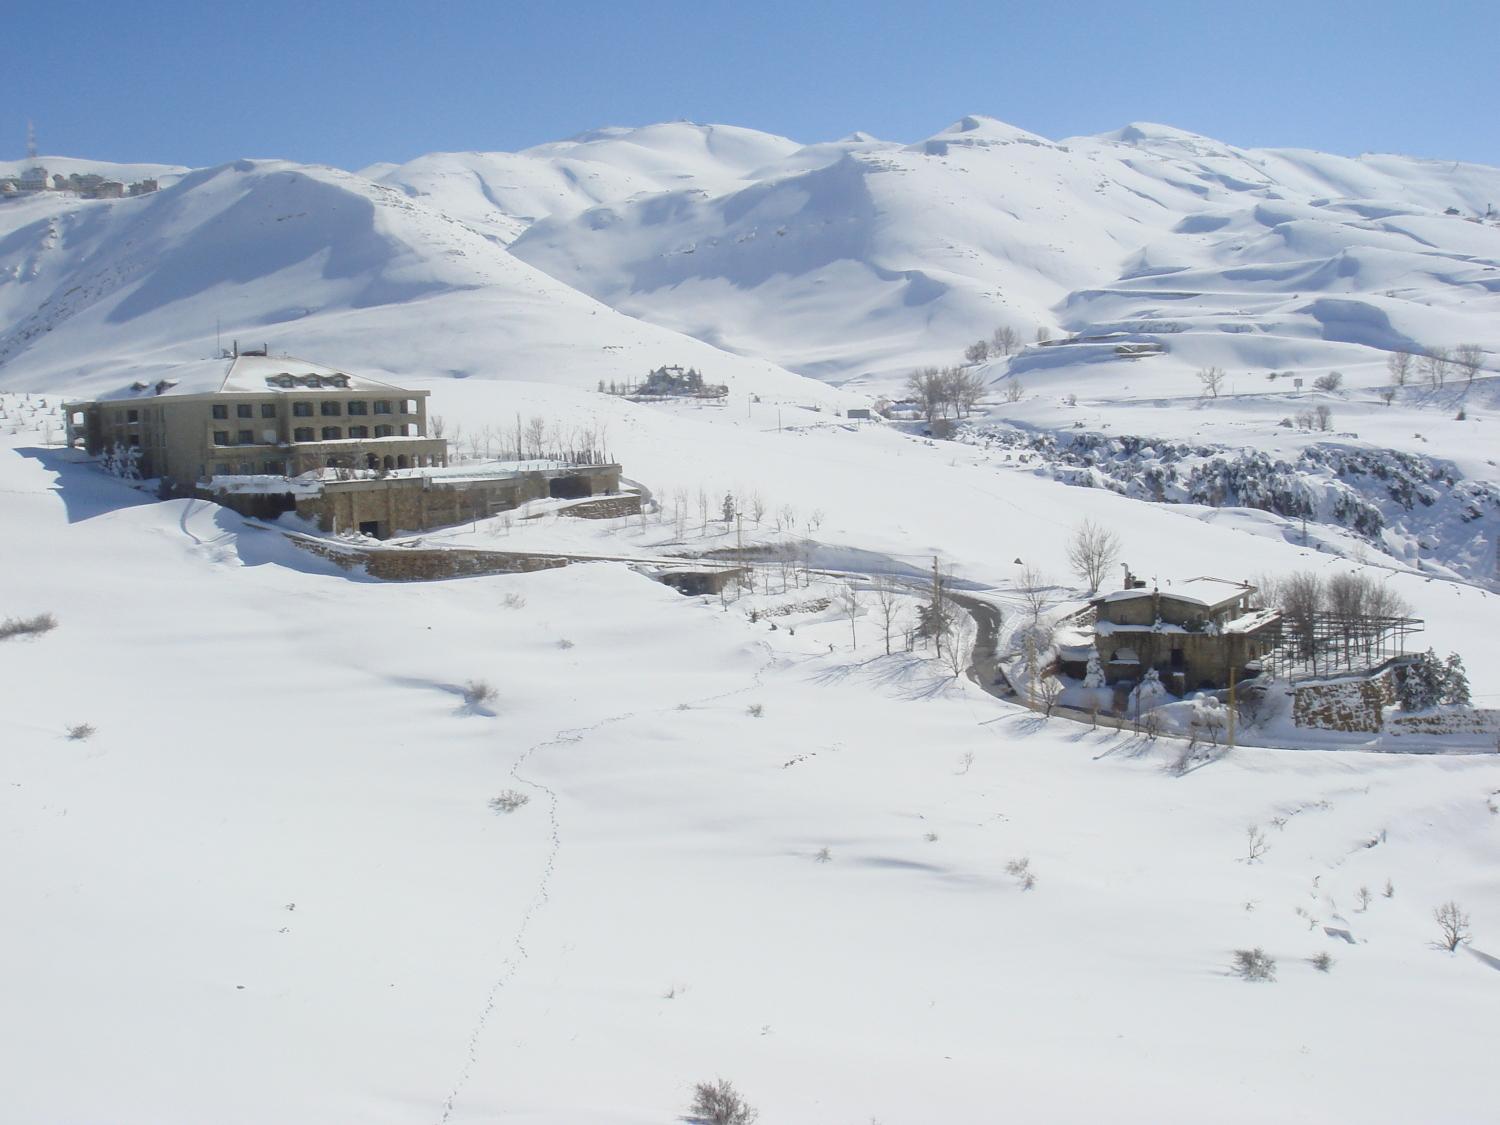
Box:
[1087,575,1281,694]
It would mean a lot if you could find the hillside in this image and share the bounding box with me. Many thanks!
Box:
[0,157,848,408]
[510,116,1500,389]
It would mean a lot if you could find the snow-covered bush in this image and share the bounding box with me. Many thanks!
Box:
[688,1078,758,1125]
[463,680,498,708]
[1083,649,1106,689]
[1232,948,1276,981]
[1128,668,1170,714]
[98,441,143,480]
[488,790,530,814]
[0,612,57,641]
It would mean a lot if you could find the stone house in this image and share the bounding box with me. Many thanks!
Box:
[64,352,447,491]
[1088,576,1281,694]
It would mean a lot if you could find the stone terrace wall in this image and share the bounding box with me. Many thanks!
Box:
[288,536,569,581]
[1388,709,1500,737]
[1293,667,1397,733]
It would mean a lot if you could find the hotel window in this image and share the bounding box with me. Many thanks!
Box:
[263,460,286,475]
[374,424,393,438]
[347,400,368,415]
[236,404,254,419]
[293,401,313,417]
[320,401,341,416]
[347,425,369,439]
[260,403,277,418]
[293,427,315,442]
[126,409,139,423]
[213,430,230,446]
[237,430,254,445]
[321,426,341,441]
[238,462,254,475]
[212,404,229,420]
[214,462,233,475]
[373,400,392,415]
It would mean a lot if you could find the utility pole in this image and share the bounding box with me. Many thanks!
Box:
[735,510,745,598]
[1227,660,1237,748]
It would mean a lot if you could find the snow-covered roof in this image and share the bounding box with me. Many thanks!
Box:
[1095,576,1252,612]
[74,355,419,403]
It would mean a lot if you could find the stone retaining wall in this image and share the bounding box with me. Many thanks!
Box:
[1293,667,1398,732]
[288,536,569,581]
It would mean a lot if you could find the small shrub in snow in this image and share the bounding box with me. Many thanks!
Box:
[1313,371,1344,392]
[0,612,57,641]
[463,680,497,708]
[1383,878,1395,899]
[555,638,575,650]
[746,703,764,718]
[500,592,526,610]
[1434,901,1471,951]
[1309,951,1335,973]
[813,846,832,863]
[1232,948,1276,982]
[924,831,939,843]
[1005,857,1036,890]
[1356,886,1372,912]
[1244,826,1269,863]
[688,1078,758,1125]
[66,723,96,741]
[488,790,530,814]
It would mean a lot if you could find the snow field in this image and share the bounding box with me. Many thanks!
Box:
[5,392,1500,1121]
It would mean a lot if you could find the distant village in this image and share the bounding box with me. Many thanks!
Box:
[1,164,159,201]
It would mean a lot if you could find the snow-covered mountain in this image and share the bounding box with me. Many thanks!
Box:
[0,155,847,407]
[509,115,1500,388]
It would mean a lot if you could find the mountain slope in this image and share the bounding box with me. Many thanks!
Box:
[508,115,1500,389]
[0,157,849,407]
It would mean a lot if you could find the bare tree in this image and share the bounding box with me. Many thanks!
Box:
[872,575,901,656]
[944,365,987,416]
[1197,366,1227,399]
[429,414,446,439]
[1017,565,1051,625]
[840,584,861,650]
[1434,901,1471,951]
[905,366,946,424]
[1036,326,1052,344]
[1420,347,1451,389]
[964,339,991,364]
[1454,343,1483,386]
[1313,371,1343,392]
[524,415,548,459]
[991,325,1020,356]
[943,598,975,676]
[696,487,710,534]
[749,492,766,525]
[1386,350,1412,386]
[1066,519,1121,592]
[1035,673,1063,717]
[1314,403,1333,431]
[1002,380,1024,403]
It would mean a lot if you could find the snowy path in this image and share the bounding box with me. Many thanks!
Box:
[436,647,776,1123]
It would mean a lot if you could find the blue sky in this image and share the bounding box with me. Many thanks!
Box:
[5,0,1497,170]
